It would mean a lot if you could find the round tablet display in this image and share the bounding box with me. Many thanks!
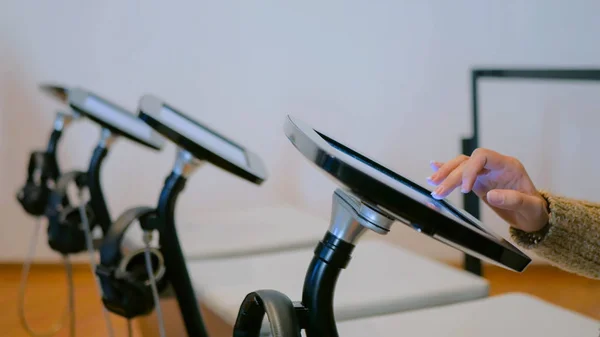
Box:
[40,84,69,104]
[68,88,164,150]
[284,115,531,272]
[137,94,267,184]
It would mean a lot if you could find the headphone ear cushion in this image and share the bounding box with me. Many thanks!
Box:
[47,205,93,255]
[102,277,155,318]
[47,219,86,254]
[100,248,165,319]
[17,183,50,216]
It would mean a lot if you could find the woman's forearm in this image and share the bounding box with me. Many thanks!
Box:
[510,191,600,279]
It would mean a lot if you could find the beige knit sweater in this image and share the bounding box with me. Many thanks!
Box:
[510,191,600,279]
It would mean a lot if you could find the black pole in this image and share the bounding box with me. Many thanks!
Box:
[156,172,209,337]
[302,232,354,337]
[87,145,112,233]
[462,70,483,276]
[472,69,600,81]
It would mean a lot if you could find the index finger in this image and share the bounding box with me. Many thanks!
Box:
[461,148,507,193]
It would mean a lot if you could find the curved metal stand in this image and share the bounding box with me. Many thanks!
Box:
[156,148,209,337]
[88,128,117,233]
[45,129,63,180]
[234,188,394,337]
[301,232,353,337]
[46,111,77,180]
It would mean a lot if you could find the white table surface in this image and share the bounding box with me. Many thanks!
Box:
[187,240,489,327]
[124,205,328,259]
[338,293,599,336]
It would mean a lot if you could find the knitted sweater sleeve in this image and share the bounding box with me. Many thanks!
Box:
[510,191,600,279]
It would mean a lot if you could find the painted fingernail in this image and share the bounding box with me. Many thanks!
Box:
[426,177,437,186]
[461,184,469,193]
[431,186,444,199]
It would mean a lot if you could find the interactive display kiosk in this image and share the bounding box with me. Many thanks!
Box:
[16,84,82,337]
[97,94,267,337]
[19,85,165,337]
[232,116,531,337]
[67,88,164,234]
[17,84,78,217]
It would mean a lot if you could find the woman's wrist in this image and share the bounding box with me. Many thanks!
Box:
[510,223,551,247]
[510,191,552,248]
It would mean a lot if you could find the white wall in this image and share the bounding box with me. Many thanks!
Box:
[1,0,599,263]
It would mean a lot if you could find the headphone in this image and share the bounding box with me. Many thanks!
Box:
[96,207,167,319]
[233,290,301,337]
[17,151,59,216]
[46,170,96,255]
[17,111,74,217]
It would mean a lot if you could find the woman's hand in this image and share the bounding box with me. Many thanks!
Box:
[428,148,549,233]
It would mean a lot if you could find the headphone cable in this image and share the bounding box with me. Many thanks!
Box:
[143,230,167,337]
[18,217,75,337]
[77,192,115,337]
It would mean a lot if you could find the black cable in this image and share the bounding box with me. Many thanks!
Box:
[144,230,166,337]
[18,218,75,337]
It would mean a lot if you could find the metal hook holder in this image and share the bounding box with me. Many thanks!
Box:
[172,147,204,179]
[97,128,118,150]
[53,111,80,132]
[329,188,394,244]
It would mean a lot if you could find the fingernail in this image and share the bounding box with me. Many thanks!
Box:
[487,190,503,205]
[431,186,444,199]
[426,177,438,186]
[460,184,469,193]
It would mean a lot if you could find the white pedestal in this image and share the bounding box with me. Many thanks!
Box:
[337,293,599,336]
[124,205,327,259]
[188,240,488,333]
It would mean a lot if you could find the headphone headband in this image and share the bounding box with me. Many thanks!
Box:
[99,207,156,266]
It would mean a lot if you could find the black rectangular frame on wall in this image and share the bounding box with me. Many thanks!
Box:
[463,68,600,276]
